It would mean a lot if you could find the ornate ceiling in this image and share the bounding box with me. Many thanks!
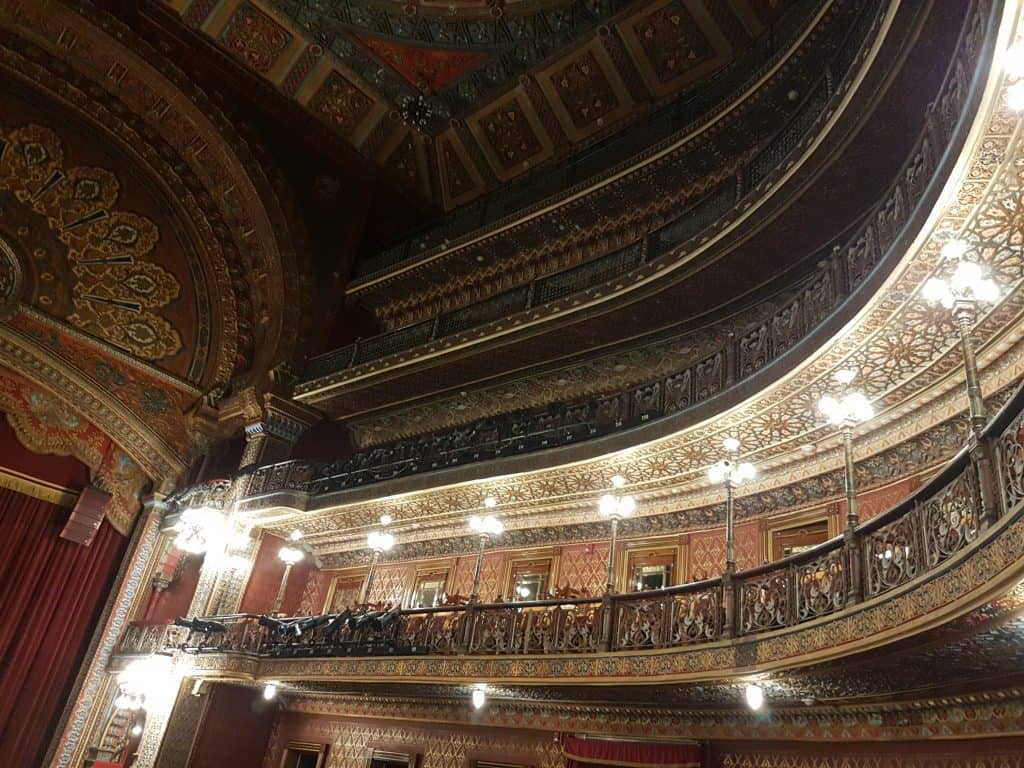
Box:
[0,0,308,485]
[238,0,1024,559]
[162,0,801,209]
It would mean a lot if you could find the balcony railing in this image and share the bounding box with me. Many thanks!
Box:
[164,380,1024,662]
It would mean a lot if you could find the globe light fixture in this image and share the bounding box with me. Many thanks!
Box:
[262,682,278,701]
[599,480,635,593]
[708,439,757,574]
[114,655,175,714]
[921,239,1001,521]
[921,244,1000,437]
[745,683,765,711]
[471,685,486,710]
[483,495,497,508]
[818,369,874,531]
[131,724,143,737]
[468,513,504,602]
[379,513,393,526]
[289,529,303,541]
[362,530,396,606]
[171,506,228,555]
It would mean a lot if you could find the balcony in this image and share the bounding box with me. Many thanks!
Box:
[146,381,1024,682]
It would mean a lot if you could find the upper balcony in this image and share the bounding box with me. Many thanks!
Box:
[290,0,995,483]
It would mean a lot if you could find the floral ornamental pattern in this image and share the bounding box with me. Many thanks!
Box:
[477,96,545,170]
[630,0,714,85]
[1000,409,1024,510]
[309,72,374,138]
[220,2,292,74]
[550,51,620,130]
[0,124,182,361]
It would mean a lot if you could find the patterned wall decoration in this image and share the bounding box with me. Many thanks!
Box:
[298,569,334,616]
[688,521,760,580]
[719,754,1024,768]
[8,312,197,458]
[0,366,147,533]
[266,711,565,768]
[367,562,411,606]
[557,542,610,596]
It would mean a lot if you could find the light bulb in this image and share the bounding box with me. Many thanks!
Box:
[940,239,969,261]
[974,277,999,303]
[379,514,393,526]
[618,495,636,517]
[818,395,841,424]
[472,687,486,709]
[610,474,626,488]
[737,462,757,482]
[951,260,983,293]
[745,683,765,710]
[708,463,725,485]
[923,277,954,308]
[131,724,143,736]
[278,546,304,565]
[1006,41,1024,78]
[833,368,857,385]
[722,437,740,452]
[262,683,277,701]
[844,392,874,422]
[483,496,497,508]
[599,494,618,517]
[367,531,395,552]
[289,529,302,541]
[1009,80,1024,110]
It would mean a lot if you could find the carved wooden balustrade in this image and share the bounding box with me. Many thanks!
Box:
[151,382,1024,666]
[117,624,189,656]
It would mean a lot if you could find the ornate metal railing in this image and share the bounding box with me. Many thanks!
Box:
[158,378,1024,663]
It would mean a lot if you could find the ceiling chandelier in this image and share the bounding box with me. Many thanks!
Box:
[400,94,433,130]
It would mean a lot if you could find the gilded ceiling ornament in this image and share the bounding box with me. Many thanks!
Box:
[0,124,183,362]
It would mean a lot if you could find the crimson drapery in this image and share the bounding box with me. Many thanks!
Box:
[0,487,127,766]
[562,735,701,767]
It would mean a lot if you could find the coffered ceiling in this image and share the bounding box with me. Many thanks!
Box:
[162,0,801,209]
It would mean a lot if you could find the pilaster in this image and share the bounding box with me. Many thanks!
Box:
[46,494,171,768]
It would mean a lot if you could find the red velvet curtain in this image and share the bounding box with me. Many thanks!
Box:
[0,488,127,766]
[562,735,701,767]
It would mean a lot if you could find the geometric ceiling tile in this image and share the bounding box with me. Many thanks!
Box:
[219,2,293,75]
[467,86,554,181]
[299,63,388,147]
[618,0,732,98]
[359,36,487,93]
[537,39,633,141]
[436,128,485,209]
[377,127,432,202]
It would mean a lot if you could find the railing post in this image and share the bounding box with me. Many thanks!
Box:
[973,436,1001,526]
[457,605,474,654]
[721,573,736,639]
[844,525,863,606]
[598,593,615,652]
